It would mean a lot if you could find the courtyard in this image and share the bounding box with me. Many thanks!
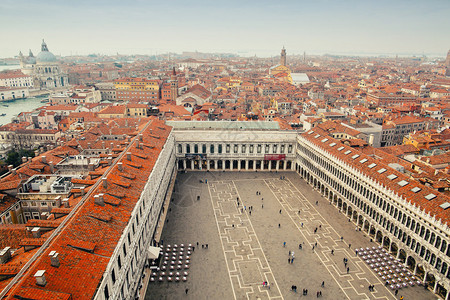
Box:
[144,171,435,300]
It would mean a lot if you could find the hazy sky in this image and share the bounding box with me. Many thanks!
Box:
[1,0,449,58]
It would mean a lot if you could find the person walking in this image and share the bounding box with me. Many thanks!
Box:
[321,281,324,287]
[283,241,286,247]
[185,288,189,294]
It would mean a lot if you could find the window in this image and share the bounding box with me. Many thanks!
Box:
[249,145,254,153]
[194,144,198,153]
[234,145,238,153]
[32,212,40,219]
[41,202,47,206]
[186,144,190,154]
[257,144,262,153]
[202,144,206,154]
[288,145,292,153]
[226,144,230,153]
[118,255,122,269]
[104,285,109,299]
[281,145,285,153]
[242,145,246,153]
[112,269,116,283]
[273,145,277,153]
[178,144,182,153]
[218,144,222,153]
[210,144,214,153]
[265,145,269,153]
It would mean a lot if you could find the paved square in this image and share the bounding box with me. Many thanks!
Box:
[144,171,435,300]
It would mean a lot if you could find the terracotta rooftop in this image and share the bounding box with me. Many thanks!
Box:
[5,118,171,299]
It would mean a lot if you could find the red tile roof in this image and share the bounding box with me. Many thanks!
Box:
[5,118,171,299]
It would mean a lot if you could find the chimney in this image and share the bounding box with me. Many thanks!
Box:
[110,142,114,150]
[54,196,61,207]
[28,157,32,162]
[127,136,131,143]
[34,270,47,286]
[22,156,27,163]
[49,161,54,173]
[135,140,140,149]
[80,186,85,196]
[31,227,41,238]
[88,162,95,171]
[49,251,60,268]
[139,134,143,142]
[62,198,69,208]
[7,165,13,172]
[107,157,112,166]
[0,247,11,264]
[95,194,105,206]
[126,152,131,161]
[102,177,107,188]
[12,168,16,175]
[87,142,91,149]
[34,150,40,157]
[118,162,123,172]
[41,156,47,164]
[102,141,105,149]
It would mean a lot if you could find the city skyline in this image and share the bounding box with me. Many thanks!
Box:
[1,0,449,58]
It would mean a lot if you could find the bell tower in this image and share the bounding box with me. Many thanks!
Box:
[170,67,178,102]
[280,47,286,66]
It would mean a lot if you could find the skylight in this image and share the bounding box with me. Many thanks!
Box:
[425,193,436,200]
[329,142,337,147]
[321,138,328,143]
[377,168,387,174]
[368,163,377,169]
[344,150,351,155]
[360,158,368,164]
[440,202,450,210]
[397,180,409,187]
[308,131,314,135]
[387,174,398,180]
[314,134,320,138]
[351,154,360,159]
[337,147,344,151]
[411,187,421,193]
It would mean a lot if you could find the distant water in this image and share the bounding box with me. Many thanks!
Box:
[0,65,20,72]
[0,96,48,126]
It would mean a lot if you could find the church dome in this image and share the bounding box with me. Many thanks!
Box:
[36,51,57,63]
[36,39,57,63]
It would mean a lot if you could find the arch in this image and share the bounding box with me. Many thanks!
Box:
[383,236,390,249]
[209,160,215,169]
[390,242,398,256]
[398,249,407,263]
[217,160,223,169]
[406,256,416,270]
[376,231,383,243]
[364,220,370,233]
[425,272,436,290]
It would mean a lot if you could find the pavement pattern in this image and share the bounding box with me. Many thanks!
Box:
[145,171,435,300]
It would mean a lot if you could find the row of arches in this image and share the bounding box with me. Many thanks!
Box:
[177,158,293,171]
[295,157,450,300]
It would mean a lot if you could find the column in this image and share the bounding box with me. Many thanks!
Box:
[433,281,438,293]
[222,160,225,170]
[445,289,449,300]
[423,271,427,283]
[230,160,233,171]
[245,160,249,171]
[238,160,241,171]
[284,160,287,170]
[276,161,279,171]
[261,160,264,171]
[414,264,418,275]
[214,160,218,170]
[268,161,272,171]
[183,160,186,170]
[253,160,256,171]
[207,160,210,171]
[404,256,408,267]
[396,250,401,259]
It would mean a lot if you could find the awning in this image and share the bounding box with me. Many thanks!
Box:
[148,246,161,259]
